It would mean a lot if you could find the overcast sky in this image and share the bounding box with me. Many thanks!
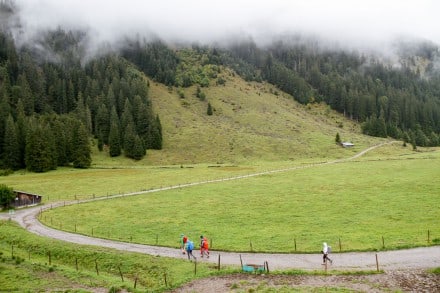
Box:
[13,0,440,49]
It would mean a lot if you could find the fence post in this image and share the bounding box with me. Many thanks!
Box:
[339,237,342,252]
[382,236,385,249]
[48,251,51,265]
[428,230,430,244]
[194,260,197,275]
[375,253,380,272]
[75,258,78,271]
[239,254,243,270]
[218,254,221,271]
[294,238,297,252]
[95,259,99,275]
[118,266,124,282]
[250,240,253,252]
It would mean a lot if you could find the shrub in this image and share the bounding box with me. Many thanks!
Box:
[0,184,15,209]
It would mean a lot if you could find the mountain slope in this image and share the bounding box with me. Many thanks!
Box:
[146,68,384,165]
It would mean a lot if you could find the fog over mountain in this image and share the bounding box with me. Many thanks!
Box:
[11,0,440,51]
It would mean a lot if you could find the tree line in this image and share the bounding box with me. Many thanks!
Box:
[221,40,440,146]
[0,28,162,172]
[120,38,440,146]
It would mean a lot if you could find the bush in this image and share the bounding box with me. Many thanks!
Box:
[0,169,13,176]
[0,184,15,209]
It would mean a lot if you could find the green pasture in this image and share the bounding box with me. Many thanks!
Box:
[0,141,415,204]
[0,143,380,203]
[40,148,440,253]
[0,221,227,292]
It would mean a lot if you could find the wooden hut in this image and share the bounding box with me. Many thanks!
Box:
[13,190,42,207]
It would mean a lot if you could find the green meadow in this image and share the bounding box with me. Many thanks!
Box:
[1,73,440,292]
[40,146,440,253]
[0,221,226,292]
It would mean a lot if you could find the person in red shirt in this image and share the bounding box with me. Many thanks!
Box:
[200,235,209,258]
[179,234,188,254]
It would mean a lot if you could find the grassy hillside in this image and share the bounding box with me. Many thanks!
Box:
[143,68,384,165]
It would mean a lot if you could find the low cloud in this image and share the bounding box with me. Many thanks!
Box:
[12,0,440,51]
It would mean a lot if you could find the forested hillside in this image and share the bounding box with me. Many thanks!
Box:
[119,38,440,147]
[1,0,439,173]
[0,27,162,172]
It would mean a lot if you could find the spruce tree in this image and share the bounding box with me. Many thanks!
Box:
[123,123,136,158]
[131,134,146,160]
[108,108,121,157]
[2,114,20,170]
[335,132,341,145]
[108,122,121,157]
[95,104,110,144]
[72,123,91,168]
[25,120,57,172]
[207,102,213,116]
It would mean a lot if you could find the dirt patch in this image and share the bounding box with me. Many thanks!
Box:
[170,270,440,292]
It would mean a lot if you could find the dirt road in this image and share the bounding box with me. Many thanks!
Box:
[2,204,440,272]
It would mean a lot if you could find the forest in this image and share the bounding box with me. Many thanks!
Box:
[0,27,162,172]
[1,1,440,172]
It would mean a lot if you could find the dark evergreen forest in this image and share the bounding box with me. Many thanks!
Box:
[0,27,162,172]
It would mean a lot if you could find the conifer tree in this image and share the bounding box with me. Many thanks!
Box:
[72,122,91,168]
[95,104,110,144]
[131,134,146,160]
[123,122,136,158]
[207,102,213,116]
[148,114,163,150]
[15,99,27,168]
[108,107,121,157]
[335,132,341,145]
[25,120,57,172]
[108,121,121,157]
[2,114,20,170]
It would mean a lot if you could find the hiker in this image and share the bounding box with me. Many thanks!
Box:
[321,242,332,264]
[179,234,188,254]
[185,239,196,260]
[200,235,209,258]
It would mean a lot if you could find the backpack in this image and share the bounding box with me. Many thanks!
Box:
[202,239,209,249]
[187,240,194,250]
[327,246,332,253]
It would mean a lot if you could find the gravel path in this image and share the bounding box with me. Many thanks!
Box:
[1,141,439,272]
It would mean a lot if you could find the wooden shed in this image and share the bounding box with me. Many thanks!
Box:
[13,190,42,207]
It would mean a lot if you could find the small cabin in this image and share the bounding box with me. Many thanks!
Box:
[342,142,355,148]
[12,191,42,207]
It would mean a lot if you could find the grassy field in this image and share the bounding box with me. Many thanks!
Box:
[0,221,229,292]
[0,69,439,291]
[39,145,440,253]
[0,73,383,202]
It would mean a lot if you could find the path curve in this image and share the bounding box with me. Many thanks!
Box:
[2,141,440,271]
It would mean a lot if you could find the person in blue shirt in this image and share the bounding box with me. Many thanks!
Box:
[185,239,196,261]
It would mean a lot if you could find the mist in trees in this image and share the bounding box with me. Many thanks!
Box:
[0,28,163,172]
